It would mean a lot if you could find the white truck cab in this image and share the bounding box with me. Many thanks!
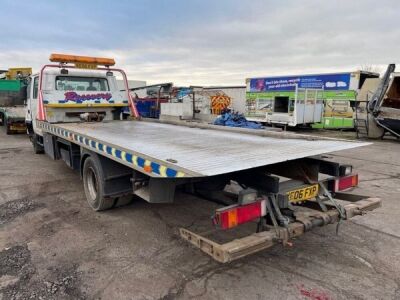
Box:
[25,54,137,149]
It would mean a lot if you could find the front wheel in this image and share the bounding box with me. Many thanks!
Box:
[83,156,116,211]
[6,124,12,135]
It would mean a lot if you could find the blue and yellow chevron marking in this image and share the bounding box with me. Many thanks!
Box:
[38,122,185,178]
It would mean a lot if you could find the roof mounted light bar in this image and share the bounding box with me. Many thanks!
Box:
[49,53,115,67]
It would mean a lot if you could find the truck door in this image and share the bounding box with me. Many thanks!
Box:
[25,77,32,123]
[26,76,40,133]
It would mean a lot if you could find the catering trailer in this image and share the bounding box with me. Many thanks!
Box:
[26,54,381,262]
[246,71,379,129]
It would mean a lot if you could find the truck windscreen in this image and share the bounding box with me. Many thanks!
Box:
[56,76,109,91]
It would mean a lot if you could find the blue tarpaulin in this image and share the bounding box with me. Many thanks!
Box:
[214,110,263,129]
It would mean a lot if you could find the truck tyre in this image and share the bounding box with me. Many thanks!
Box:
[83,156,116,211]
[33,134,44,154]
[0,112,4,126]
[6,124,12,135]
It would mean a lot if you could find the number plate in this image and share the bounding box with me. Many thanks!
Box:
[287,184,319,202]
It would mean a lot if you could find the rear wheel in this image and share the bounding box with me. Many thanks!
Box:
[83,156,116,211]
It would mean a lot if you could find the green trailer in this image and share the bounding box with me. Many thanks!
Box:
[311,90,357,129]
[246,90,357,129]
[245,71,380,129]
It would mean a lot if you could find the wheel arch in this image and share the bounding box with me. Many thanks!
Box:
[80,148,133,198]
[80,149,97,178]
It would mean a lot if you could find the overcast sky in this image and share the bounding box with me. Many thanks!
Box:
[0,0,398,86]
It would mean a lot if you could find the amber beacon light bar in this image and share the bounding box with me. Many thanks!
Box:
[49,53,116,67]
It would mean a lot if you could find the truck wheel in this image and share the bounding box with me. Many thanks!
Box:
[83,156,116,211]
[0,113,4,126]
[33,134,44,154]
[6,124,12,135]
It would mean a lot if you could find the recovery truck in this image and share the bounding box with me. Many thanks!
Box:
[0,106,26,134]
[26,54,381,263]
[0,68,31,134]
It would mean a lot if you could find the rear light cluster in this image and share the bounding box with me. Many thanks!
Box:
[213,199,266,230]
[331,174,359,192]
[213,174,359,230]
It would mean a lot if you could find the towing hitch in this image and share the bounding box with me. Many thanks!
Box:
[180,196,381,263]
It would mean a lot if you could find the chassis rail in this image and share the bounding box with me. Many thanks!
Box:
[180,196,381,263]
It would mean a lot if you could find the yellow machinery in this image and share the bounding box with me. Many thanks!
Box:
[5,67,32,80]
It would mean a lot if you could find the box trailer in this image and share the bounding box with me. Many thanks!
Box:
[26,54,381,262]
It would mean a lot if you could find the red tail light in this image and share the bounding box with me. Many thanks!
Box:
[213,199,266,230]
[333,174,358,192]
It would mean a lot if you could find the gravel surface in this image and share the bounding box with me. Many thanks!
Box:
[0,128,399,299]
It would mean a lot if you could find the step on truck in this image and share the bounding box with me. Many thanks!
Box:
[26,54,381,263]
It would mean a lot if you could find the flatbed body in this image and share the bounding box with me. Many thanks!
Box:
[37,119,369,178]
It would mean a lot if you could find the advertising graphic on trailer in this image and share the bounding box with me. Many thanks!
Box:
[249,73,351,92]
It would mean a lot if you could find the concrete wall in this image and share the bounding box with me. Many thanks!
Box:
[160,102,193,118]
[117,80,147,98]
[203,87,246,114]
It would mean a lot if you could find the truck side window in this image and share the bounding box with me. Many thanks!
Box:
[33,77,39,99]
